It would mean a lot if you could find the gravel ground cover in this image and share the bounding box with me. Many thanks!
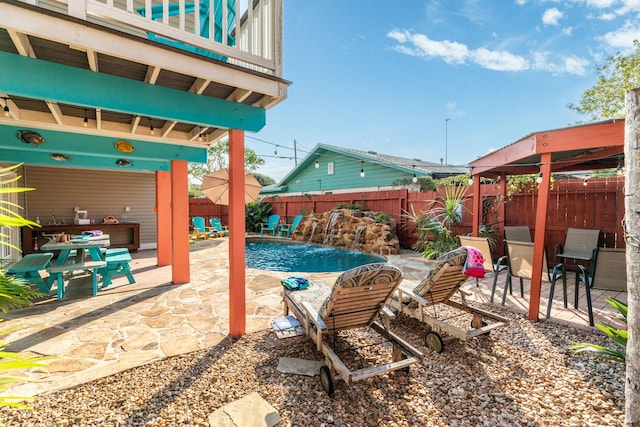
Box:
[0,306,625,427]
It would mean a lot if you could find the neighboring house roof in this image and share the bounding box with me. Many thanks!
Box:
[261,144,467,195]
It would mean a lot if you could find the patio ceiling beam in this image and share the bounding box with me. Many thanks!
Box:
[470,134,538,176]
[0,52,266,132]
[551,146,624,172]
[535,120,624,153]
[46,102,64,125]
[7,28,34,57]
[0,123,207,171]
[8,28,71,129]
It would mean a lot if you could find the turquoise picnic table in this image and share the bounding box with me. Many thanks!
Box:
[41,234,110,300]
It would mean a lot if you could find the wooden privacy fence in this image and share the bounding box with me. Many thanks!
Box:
[189,177,625,258]
[189,198,229,227]
[259,176,625,257]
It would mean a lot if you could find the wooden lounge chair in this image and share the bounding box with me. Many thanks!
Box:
[389,248,508,354]
[282,263,423,396]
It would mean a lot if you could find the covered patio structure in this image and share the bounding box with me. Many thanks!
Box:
[0,0,289,337]
[467,119,625,322]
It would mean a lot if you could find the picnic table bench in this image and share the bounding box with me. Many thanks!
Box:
[47,260,107,300]
[6,252,54,293]
[100,248,136,288]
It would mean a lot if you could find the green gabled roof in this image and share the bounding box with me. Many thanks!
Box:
[274,143,468,187]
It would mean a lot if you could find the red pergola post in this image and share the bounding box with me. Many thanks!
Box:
[529,153,552,321]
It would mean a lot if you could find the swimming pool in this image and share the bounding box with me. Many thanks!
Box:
[245,239,386,272]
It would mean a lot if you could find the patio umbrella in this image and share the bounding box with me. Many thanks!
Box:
[200,168,262,205]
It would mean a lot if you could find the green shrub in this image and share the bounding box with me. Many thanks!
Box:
[0,163,52,409]
[245,201,272,232]
[404,185,468,259]
[335,203,362,210]
[570,298,627,364]
[374,212,391,223]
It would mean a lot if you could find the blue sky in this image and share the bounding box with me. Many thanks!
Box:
[246,0,640,182]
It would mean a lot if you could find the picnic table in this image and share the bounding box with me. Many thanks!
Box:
[41,234,110,300]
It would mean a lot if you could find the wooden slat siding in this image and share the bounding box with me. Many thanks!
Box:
[24,165,157,246]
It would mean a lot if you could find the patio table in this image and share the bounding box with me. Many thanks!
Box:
[41,234,111,265]
[41,235,111,299]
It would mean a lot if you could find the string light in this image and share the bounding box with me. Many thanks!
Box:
[616,159,623,177]
[83,109,88,127]
[2,97,9,118]
[468,176,474,185]
[412,165,417,183]
[274,145,278,156]
[536,172,543,184]
[360,161,365,178]
[198,128,203,142]
[315,159,319,168]
[148,117,154,135]
[583,177,589,186]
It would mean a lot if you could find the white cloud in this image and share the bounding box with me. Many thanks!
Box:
[388,30,592,75]
[387,30,468,64]
[446,101,466,118]
[562,26,573,36]
[515,0,527,5]
[542,8,564,26]
[388,30,527,72]
[600,20,640,50]
[616,0,640,15]
[532,51,589,75]
[587,0,616,8]
[471,48,530,71]
[598,12,617,20]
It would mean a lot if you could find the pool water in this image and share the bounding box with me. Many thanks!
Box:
[245,239,386,272]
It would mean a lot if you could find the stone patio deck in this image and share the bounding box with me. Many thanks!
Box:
[0,238,627,397]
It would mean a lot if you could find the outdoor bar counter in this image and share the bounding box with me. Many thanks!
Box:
[21,223,140,255]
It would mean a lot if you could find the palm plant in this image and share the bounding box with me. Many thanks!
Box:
[0,163,51,409]
[405,185,469,259]
[570,298,627,363]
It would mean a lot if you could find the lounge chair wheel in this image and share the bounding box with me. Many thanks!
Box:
[319,365,334,397]
[471,316,488,329]
[424,331,444,354]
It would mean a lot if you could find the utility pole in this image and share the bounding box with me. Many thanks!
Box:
[294,140,298,165]
[445,118,450,165]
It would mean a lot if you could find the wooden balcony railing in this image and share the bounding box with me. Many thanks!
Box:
[31,0,283,77]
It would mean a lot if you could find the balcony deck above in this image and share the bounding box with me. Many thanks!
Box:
[0,0,288,151]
